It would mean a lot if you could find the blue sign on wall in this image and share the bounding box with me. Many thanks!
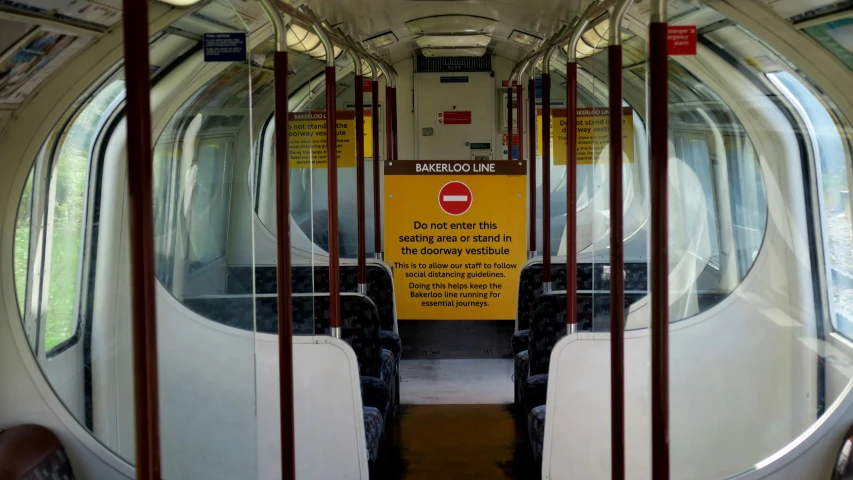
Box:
[512,145,519,159]
[203,33,247,62]
[535,77,543,99]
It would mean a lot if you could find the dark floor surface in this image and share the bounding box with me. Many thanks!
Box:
[372,404,539,480]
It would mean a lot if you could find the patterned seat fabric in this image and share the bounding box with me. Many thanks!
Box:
[528,294,568,377]
[361,376,391,417]
[20,448,74,480]
[380,330,402,361]
[522,293,566,413]
[380,349,395,386]
[266,265,397,331]
[511,329,529,355]
[523,374,549,413]
[362,407,384,461]
[514,350,530,407]
[528,405,547,462]
[515,263,570,330]
[308,295,385,378]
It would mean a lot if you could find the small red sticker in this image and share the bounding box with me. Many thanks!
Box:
[502,134,519,146]
[437,111,472,125]
[668,26,697,56]
[362,79,373,92]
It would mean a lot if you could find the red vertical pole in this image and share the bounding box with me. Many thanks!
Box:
[517,83,524,164]
[273,51,296,480]
[566,62,578,327]
[608,44,625,480]
[528,77,537,255]
[650,17,670,480]
[326,66,340,329]
[507,85,514,159]
[355,74,367,286]
[372,79,382,256]
[122,1,160,478]
[385,86,394,161]
[391,87,399,161]
[541,72,552,286]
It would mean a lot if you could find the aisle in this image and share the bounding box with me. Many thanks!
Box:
[380,404,538,480]
[400,359,514,404]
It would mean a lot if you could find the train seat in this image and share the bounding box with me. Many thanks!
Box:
[513,261,567,409]
[522,293,568,413]
[0,425,75,480]
[515,262,569,332]
[514,350,530,407]
[236,265,403,360]
[528,405,547,462]
[293,294,394,418]
[362,407,384,462]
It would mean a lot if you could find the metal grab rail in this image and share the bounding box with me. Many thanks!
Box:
[539,24,568,292]
[650,1,670,478]
[608,1,634,478]
[121,0,160,477]
[258,2,297,478]
[564,1,601,335]
[301,6,341,336]
[341,39,369,292]
[528,64,537,257]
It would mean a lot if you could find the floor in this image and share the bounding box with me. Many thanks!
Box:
[400,358,514,404]
[378,404,538,480]
[375,359,537,480]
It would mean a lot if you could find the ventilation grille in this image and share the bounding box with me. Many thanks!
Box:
[416,54,492,72]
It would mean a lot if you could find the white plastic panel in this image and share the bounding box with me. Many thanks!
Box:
[256,336,369,480]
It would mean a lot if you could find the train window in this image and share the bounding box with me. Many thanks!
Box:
[767,70,853,339]
[44,80,124,352]
[13,79,124,353]
[187,136,234,273]
[252,70,377,258]
[14,171,33,317]
[152,64,272,327]
[673,132,721,269]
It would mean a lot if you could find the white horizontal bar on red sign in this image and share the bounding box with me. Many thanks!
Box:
[443,195,469,202]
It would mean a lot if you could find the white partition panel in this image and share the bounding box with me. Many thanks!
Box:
[256,336,369,480]
[541,292,827,480]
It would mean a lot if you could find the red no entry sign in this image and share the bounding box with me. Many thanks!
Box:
[438,181,473,216]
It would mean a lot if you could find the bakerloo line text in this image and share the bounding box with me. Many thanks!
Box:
[415,162,496,173]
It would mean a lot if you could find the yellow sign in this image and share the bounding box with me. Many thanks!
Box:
[384,161,527,320]
[288,110,374,168]
[536,107,634,164]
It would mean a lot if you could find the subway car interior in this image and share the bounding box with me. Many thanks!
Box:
[6,0,853,479]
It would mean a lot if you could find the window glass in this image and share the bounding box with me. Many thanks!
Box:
[673,132,720,268]
[44,80,123,351]
[187,137,234,273]
[768,70,853,338]
[14,171,33,316]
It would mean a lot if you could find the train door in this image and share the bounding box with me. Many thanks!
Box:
[414,71,494,160]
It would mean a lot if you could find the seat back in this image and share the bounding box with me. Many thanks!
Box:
[528,291,648,375]
[0,425,75,480]
[516,261,649,331]
[228,265,396,332]
[292,293,384,379]
[528,293,568,376]
[516,263,569,330]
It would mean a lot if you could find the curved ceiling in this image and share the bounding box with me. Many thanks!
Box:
[303,0,586,63]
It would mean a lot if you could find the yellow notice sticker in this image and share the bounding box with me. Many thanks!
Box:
[384,160,527,320]
[288,110,374,168]
[536,107,634,164]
